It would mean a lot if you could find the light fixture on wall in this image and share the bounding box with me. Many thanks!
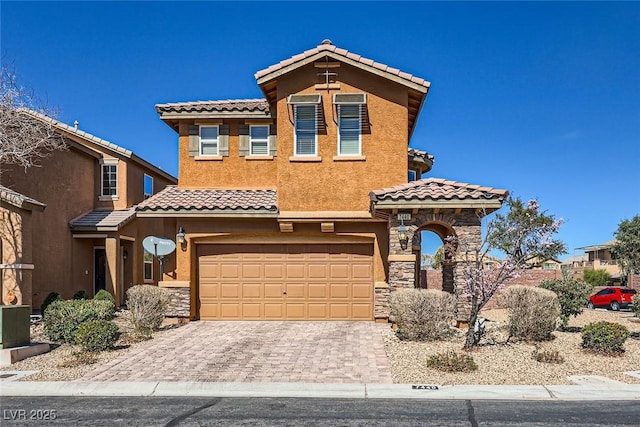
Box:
[398,220,409,250]
[176,227,186,245]
[123,250,128,261]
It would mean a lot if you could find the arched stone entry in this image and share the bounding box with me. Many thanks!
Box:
[369,178,508,322]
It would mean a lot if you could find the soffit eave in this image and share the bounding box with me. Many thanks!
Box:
[136,210,279,218]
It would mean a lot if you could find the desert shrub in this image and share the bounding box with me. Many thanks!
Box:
[581,321,630,354]
[583,269,611,287]
[426,351,478,372]
[94,289,116,306]
[74,320,120,352]
[40,292,62,315]
[73,290,89,300]
[389,289,455,341]
[126,285,168,338]
[540,278,592,329]
[501,285,560,342]
[632,294,640,318]
[44,299,115,343]
[532,348,564,364]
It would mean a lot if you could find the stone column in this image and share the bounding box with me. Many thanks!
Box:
[384,216,418,318]
[451,219,482,325]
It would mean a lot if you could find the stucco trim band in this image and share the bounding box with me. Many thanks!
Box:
[158,281,190,288]
[0,264,35,270]
[374,281,389,289]
[278,211,373,219]
[388,254,416,262]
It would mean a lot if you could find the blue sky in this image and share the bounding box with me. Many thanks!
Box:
[2,1,639,259]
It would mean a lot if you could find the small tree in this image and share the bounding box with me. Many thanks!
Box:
[421,246,444,270]
[540,277,593,330]
[583,269,611,287]
[611,215,640,278]
[455,198,566,348]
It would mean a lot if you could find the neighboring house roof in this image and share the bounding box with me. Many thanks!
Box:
[69,208,136,231]
[562,254,589,265]
[576,240,617,252]
[369,178,508,210]
[136,186,278,216]
[21,109,177,183]
[0,185,46,212]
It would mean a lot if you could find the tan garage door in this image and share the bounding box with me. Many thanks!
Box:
[197,244,373,320]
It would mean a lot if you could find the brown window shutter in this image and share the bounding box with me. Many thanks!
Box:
[219,124,230,157]
[238,124,249,157]
[269,124,277,156]
[188,125,199,157]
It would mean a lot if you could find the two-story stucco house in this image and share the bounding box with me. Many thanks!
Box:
[139,40,508,322]
[0,111,176,310]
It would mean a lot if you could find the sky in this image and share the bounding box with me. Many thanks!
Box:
[2,1,639,260]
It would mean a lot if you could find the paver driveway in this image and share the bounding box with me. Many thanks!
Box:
[82,321,393,383]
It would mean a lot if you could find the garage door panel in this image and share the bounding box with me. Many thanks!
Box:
[352,284,372,299]
[352,304,372,319]
[264,264,285,279]
[221,264,240,279]
[199,285,219,299]
[220,303,240,318]
[352,264,373,279]
[286,304,305,319]
[221,284,240,298]
[308,264,328,278]
[286,283,306,299]
[308,283,328,298]
[242,264,262,279]
[330,304,349,319]
[330,264,349,279]
[242,283,261,298]
[264,303,283,318]
[242,303,261,318]
[308,304,327,318]
[264,283,284,299]
[330,283,349,298]
[286,264,305,279]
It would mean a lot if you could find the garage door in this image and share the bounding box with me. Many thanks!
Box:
[197,244,373,320]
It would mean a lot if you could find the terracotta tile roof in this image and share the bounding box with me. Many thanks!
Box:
[0,185,46,211]
[137,186,278,213]
[255,40,430,90]
[408,148,434,162]
[155,99,270,114]
[69,208,136,230]
[370,178,508,203]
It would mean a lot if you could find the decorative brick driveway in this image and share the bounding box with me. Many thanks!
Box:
[82,321,393,383]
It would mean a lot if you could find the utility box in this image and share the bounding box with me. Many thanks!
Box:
[0,305,31,349]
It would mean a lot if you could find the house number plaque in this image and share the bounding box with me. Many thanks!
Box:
[397,213,411,221]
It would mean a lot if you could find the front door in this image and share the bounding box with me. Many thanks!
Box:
[94,248,106,295]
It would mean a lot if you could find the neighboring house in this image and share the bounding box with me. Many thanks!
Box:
[525,257,562,271]
[571,240,621,279]
[139,40,508,322]
[0,111,176,310]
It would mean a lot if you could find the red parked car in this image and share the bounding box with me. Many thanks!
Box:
[588,287,637,311]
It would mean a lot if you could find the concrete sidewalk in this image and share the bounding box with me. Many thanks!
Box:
[2,381,639,400]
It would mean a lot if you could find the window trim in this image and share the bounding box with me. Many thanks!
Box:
[143,174,154,200]
[293,104,318,157]
[99,158,119,200]
[249,124,270,156]
[199,125,219,156]
[336,104,362,156]
[408,170,417,182]
[143,251,153,282]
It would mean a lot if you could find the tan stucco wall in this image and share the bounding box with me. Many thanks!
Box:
[0,202,35,307]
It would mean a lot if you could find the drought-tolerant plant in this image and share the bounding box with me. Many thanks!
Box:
[583,269,611,288]
[540,277,593,330]
[126,285,168,338]
[389,289,455,341]
[581,321,630,354]
[632,294,640,318]
[501,285,560,342]
[73,290,89,300]
[44,299,115,343]
[94,289,116,306]
[74,320,120,352]
[426,351,478,373]
[532,348,564,364]
[40,292,61,315]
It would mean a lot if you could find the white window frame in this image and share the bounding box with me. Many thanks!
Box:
[100,158,119,200]
[143,174,153,199]
[250,125,270,156]
[293,105,317,156]
[143,251,153,282]
[408,170,417,182]
[199,125,219,156]
[337,104,361,156]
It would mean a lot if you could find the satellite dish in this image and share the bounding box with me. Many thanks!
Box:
[142,236,176,257]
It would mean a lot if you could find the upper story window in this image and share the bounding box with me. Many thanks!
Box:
[333,93,366,157]
[100,158,119,199]
[408,170,417,182]
[144,174,154,199]
[294,105,317,156]
[250,125,269,155]
[200,125,219,156]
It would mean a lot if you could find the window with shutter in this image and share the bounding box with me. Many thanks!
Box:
[199,125,219,156]
[338,105,361,155]
[250,125,269,155]
[294,105,317,156]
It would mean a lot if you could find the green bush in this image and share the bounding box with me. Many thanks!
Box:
[540,278,593,329]
[632,294,640,318]
[94,289,116,306]
[426,351,478,372]
[74,320,120,352]
[44,299,116,343]
[583,269,611,287]
[501,285,560,342]
[73,290,89,300]
[389,289,455,341]
[126,285,168,338]
[40,292,62,315]
[581,321,630,354]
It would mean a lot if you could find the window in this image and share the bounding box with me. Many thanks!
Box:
[543,262,557,270]
[144,174,153,199]
[200,125,219,156]
[294,105,317,156]
[250,125,269,155]
[408,170,417,182]
[143,252,153,281]
[101,160,118,197]
[337,105,361,155]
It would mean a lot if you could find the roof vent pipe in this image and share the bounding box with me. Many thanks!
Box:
[321,39,332,45]
[73,120,79,130]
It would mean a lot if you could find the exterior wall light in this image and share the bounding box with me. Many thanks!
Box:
[176,227,186,245]
[398,221,409,250]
